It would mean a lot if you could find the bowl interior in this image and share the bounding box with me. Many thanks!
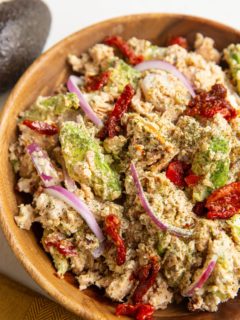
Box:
[1,13,240,320]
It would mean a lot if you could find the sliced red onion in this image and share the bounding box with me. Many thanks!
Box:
[62,163,77,192]
[67,75,103,127]
[183,255,218,297]
[135,60,195,97]
[130,162,193,238]
[45,185,105,248]
[27,143,60,187]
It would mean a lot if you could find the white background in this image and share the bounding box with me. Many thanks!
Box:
[0,0,240,295]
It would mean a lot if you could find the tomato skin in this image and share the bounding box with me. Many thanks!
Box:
[193,201,208,217]
[166,160,198,188]
[45,240,77,257]
[186,84,237,121]
[85,71,110,92]
[168,36,188,49]
[132,256,160,304]
[166,160,186,187]
[115,303,154,320]
[185,173,201,187]
[98,84,135,139]
[116,304,136,316]
[105,214,126,266]
[23,120,59,135]
[207,210,235,219]
[104,36,144,65]
[206,182,240,219]
[115,258,158,319]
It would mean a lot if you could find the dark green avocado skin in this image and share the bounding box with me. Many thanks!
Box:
[0,0,51,92]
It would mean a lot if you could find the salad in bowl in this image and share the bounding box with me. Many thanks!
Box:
[10,33,240,319]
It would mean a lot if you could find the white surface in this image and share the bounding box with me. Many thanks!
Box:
[0,0,240,294]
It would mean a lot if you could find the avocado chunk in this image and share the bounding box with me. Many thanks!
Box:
[192,136,230,201]
[0,0,51,92]
[49,247,69,277]
[23,93,79,121]
[143,45,166,60]
[227,214,240,245]
[105,58,141,94]
[224,44,240,94]
[59,120,121,201]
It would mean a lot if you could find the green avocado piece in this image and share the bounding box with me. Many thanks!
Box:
[50,247,69,277]
[42,231,69,277]
[227,214,240,244]
[0,0,51,92]
[192,136,230,201]
[157,232,171,256]
[192,185,211,202]
[210,137,229,153]
[23,93,79,121]
[59,120,121,201]
[191,151,209,176]
[224,44,240,94]
[143,45,166,60]
[210,159,230,189]
[105,58,141,93]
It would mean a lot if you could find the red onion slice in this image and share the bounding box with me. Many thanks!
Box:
[135,60,195,97]
[45,185,105,255]
[67,75,103,127]
[130,162,193,238]
[27,143,60,187]
[183,256,218,297]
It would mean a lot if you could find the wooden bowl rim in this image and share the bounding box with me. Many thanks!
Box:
[0,13,240,319]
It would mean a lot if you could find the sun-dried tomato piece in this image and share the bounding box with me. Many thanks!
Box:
[132,256,160,304]
[166,161,201,188]
[186,84,237,122]
[85,71,110,92]
[193,201,208,217]
[116,303,154,320]
[138,263,152,281]
[105,214,126,265]
[136,304,154,320]
[207,210,235,219]
[98,84,135,139]
[185,173,201,187]
[104,35,144,65]
[166,160,189,187]
[168,36,188,49]
[45,240,77,257]
[205,182,240,219]
[23,120,59,135]
[116,303,136,316]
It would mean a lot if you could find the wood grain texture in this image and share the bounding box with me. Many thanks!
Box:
[0,13,240,320]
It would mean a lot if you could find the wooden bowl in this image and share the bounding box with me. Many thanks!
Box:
[0,13,240,320]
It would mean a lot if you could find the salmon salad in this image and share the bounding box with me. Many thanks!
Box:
[10,33,240,319]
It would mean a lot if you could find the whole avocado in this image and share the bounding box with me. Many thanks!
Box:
[0,0,51,92]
